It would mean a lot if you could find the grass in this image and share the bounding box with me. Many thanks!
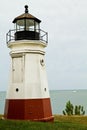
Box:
[0,115,87,130]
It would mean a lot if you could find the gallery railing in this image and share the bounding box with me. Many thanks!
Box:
[6,28,48,44]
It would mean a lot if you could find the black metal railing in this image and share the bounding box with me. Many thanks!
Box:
[6,28,48,44]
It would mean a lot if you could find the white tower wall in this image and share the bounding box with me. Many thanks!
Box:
[6,40,49,99]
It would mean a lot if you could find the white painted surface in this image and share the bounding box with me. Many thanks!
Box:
[6,40,50,99]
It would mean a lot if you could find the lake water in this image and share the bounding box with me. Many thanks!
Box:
[0,90,87,115]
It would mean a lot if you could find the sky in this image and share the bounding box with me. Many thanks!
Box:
[0,0,87,90]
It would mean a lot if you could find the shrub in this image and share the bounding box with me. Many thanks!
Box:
[63,100,85,116]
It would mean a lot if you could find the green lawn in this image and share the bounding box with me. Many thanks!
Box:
[0,115,87,130]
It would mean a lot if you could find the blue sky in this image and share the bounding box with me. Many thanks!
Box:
[0,0,87,90]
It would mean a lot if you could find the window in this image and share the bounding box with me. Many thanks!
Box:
[35,22,39,32]
[16,20,24,31]
[26,19,34,31]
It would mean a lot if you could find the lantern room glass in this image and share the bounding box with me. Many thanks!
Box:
[16,19,24,31]
[25,19,34,31]
[15,19,40,32]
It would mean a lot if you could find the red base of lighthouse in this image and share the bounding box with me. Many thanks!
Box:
[4,98,54,122]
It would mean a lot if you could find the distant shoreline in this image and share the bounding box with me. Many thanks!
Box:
[1,89,87,92]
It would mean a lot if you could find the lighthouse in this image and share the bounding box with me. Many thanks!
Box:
[4,5,54,122]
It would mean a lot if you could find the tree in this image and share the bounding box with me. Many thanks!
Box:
[63,101,85,116]
[74,105,85,115]
[63,100,74,115]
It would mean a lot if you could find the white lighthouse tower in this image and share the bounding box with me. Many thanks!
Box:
[4,5,54,122]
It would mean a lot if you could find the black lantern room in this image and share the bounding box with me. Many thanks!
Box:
[13,5,41,40]
[6,5,48,43]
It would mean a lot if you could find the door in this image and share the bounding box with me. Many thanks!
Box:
[12,57,23,83]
